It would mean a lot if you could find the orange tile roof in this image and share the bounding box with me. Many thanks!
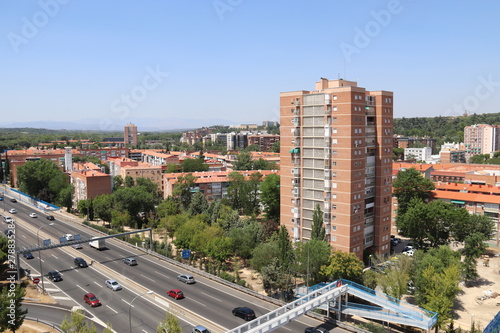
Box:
[433,190,500,204]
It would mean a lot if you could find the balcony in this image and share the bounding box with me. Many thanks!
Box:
[291,168,300,176]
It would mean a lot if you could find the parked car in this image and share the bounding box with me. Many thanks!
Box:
[47,270,63,282]
[23,252,34,259]
[167,289,184,299]
[74,257,88,268]
[192,325,211,333]
[403,245,414,252]
[402,249,415,256]
[10,199,16,203]
[123,257,137,266]
[46,215,55,221]
[29,213,37,218]
[8,209,16,214]
[177,274,195,284]
[83,293,101,307]
[232,307,256,321]
[105,279,122,291]
[305,328,329,333]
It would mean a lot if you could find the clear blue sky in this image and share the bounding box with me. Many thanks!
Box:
[1,1,500,130]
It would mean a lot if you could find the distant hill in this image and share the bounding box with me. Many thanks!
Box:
[394,112,500,144]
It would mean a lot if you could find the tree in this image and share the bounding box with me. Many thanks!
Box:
[294,239,331,285]
[245,172,262,216]
[226,172,248,214]
[260,173,280,222]
[112,175,123,191]
[233,151,253,170]
[398,199,468,250]
[57,185,74,212]
[188,191,209,216]
[393,168,435,219]
[172,173,197,209]
[311,204,325,241]
[0,285,27,332]
[452,214,495,244]
[376,255,413,300]
[113,186,155,228]
[180,158,209,172]
[156,312,182,333]
[78,198,95,220]
[250,237,280,272]
[93,194,114,224]
[60,308,113,333]
[173,218,208,250]
[252,158,277,170]
[320,250,364,283]
[124,175,135,187]
[277,225,294,271]
[270,141,280,153]
[17,159,71,203]
[157,196,181,218]
[229,220,263,260]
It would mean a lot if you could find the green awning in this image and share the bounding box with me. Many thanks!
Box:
[289,148,300,154]
[451,200,465,204]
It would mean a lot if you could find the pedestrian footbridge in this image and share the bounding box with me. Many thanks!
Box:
[226,279,437,333]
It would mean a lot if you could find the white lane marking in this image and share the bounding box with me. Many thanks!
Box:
[77,285,87,292]
[21,235,26,238]
[140,274,156,283]
[106,305,118,314]
[52,255,58,259]
[201,292,222,302]
[93,281,101,287]
[52,296,71,300]
[122,299,133,307]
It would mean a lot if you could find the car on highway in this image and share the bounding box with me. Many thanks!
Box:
[123,257,137,266]
[167,289,184,299]
[48,270,63,282]
[72,243,83,249]
[192,325,211,333]
[305,327,329,333]
[64,234,74,241]
[83,293,101,307]
[3,216,14,223]
[0,196,3,201]
[177,274,195,284]
[46,215,55,221]
[10,198,16,203]
[23,252,34,259]
[105,279,122,291]
[232,307,256,321]
[4,229,13,236]
[29,213,37,218]
[74,257,88,268]
[8,209,16,214]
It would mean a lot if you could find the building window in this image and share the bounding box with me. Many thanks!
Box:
[333,95,338,100]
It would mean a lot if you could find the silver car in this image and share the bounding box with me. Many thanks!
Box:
[105,279,122,291]
[177,274,196,284]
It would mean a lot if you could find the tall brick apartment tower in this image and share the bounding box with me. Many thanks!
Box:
[124,123,138,147]
[280,78,394,259]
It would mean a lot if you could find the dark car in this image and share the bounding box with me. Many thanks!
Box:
[23,252,34,259]
[167,289,185,299]
[46,215,55,221]
[123,257,137,266]
[232,307,256,321]
[0,196,3,201]
[10,198,16,203]
[305,327,329,333]
[83,293,101,307]
[47,270,63,282]
[74,257,88,268]
[4,229,14,236]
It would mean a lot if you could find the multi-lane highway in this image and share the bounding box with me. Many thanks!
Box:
[1,193,345,333]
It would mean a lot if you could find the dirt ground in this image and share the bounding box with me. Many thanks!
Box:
[452,248,500,330]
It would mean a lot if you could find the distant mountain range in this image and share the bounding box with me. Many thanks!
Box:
[0,117,239,132]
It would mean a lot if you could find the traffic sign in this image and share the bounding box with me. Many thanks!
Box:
[33,278,40,284]
[181,249,191,259]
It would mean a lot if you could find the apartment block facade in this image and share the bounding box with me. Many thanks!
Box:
[464,124,500,161]
[280,78,394,259]
[124,123,138,147]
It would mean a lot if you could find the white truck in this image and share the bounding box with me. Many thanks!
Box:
[89,237,106,250]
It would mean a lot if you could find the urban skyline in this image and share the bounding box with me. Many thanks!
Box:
[2,1,500,131]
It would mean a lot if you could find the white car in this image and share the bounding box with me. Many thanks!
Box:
[402,249,415,256]
[64,234,74,241]
[8,209,16,214]
[29,213,37,218]
[105,279,122,291]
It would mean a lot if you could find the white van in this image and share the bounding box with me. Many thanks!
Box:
[3,216,14,223]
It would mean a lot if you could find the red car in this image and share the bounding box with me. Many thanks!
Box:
[167,289,184,299]
[83,293,101,307]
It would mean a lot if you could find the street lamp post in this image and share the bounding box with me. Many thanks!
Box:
[37,223,54,292]
[129,290,153,333]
